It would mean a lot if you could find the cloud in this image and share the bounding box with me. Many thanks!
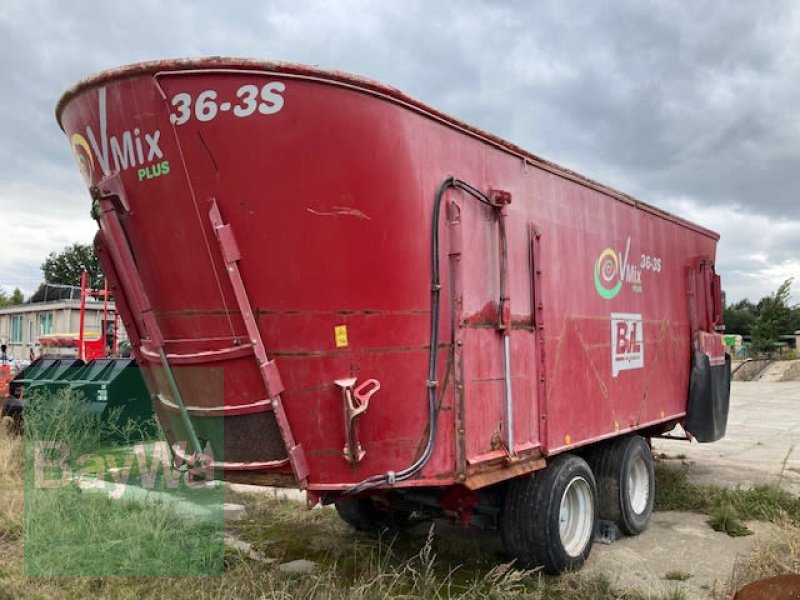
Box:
[662,197,800,303]
[1,0,798,302]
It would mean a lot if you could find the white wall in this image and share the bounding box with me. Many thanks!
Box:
[0,301,117,360]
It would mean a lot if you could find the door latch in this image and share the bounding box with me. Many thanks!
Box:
[335,377,380,464]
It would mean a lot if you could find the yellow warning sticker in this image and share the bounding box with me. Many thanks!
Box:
[334,325,348,348]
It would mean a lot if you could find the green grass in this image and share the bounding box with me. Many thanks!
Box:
[231,493,512,590]
[22,388,224,576]
[654,463,800,536]
[656,452,688,461]
[25,486,223,576]
[706,504,753,537]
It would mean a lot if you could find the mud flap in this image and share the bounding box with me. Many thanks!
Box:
[685,352,731,442]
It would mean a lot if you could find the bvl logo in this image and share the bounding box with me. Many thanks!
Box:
[611,313,644,377]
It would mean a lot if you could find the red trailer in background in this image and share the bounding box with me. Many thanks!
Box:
[57,58,730,573]
[37,272,118,361]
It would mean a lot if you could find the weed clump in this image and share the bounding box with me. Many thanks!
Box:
[655,464,800,535]
[707,504,753,537]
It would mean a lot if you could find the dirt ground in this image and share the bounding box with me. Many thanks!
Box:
[581,380,800,598]
[244,381,798,599]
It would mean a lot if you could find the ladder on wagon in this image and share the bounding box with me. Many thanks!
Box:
[90,174,309,488]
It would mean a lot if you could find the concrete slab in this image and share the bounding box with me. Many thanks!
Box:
[226,482,306,503]
[223,502,246,521]
[223,533,276,564]
[757,360,797,382]
[278,558,317,575]
[585,511,780,599]
[654,381,800,495]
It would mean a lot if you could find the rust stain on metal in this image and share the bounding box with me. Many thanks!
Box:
[464,455,546,490]
[307,206,371,220]
[462,302,534,330]
[223,471,296,487]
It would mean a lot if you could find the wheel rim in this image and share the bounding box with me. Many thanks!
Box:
[558,477,594,558]
[627,455,650,515]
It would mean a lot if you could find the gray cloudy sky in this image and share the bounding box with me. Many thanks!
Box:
[1,0,798,303]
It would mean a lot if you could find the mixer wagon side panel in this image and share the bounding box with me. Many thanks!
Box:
[57,59,726,494]
[59,70,462,489]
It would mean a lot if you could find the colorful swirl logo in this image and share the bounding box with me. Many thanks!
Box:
[71,133,95,186]
[594,248,623,299]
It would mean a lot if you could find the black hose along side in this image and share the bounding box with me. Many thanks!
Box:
[345,177,503,495]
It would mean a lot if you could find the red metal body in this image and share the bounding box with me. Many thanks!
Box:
[39,335,106,361]
[57,58,724,493]
[0,366,10,399]
[78,270,87,361]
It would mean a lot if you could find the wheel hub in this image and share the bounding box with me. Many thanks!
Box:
[558,476,594,557]
[627,455,650,515]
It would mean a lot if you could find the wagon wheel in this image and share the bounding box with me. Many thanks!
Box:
[334,496,412,532]
[590,435,655,535]
[500,453,596,574]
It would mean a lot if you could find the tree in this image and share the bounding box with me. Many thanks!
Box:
[40,243,103,290]
[750,279,794,353]
[723,298,757,336]
[0,288,24,307]
[790,304,800,335]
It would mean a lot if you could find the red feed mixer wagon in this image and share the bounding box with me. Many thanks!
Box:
[57,58,730,573]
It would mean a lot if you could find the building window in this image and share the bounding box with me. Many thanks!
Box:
[38,313,54,336]
[10,316,23,343]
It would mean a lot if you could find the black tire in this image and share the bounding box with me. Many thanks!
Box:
[591,435,654,536]
[334,496,411,532]
[500,453,597,574]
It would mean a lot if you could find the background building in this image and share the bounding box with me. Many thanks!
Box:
[0,284,116,360]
